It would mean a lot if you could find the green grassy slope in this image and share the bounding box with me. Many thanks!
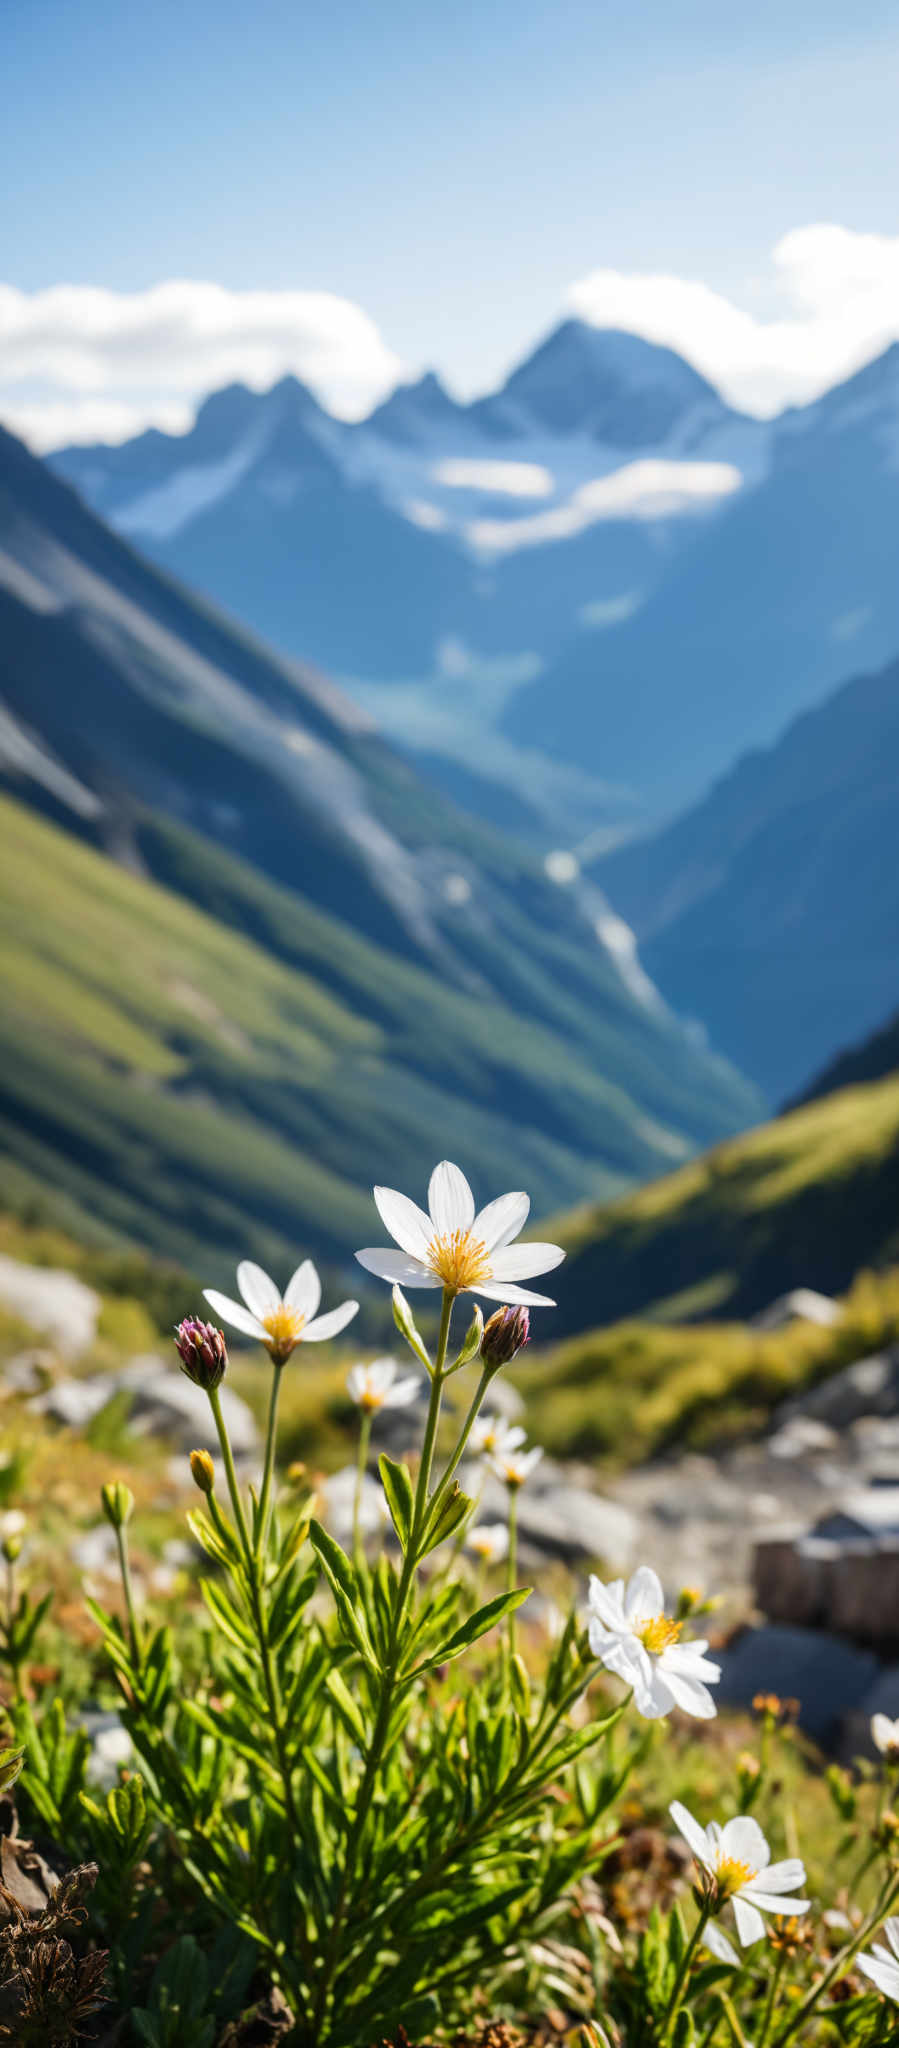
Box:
[0,792,704,1279]
[544,1067,899,1340]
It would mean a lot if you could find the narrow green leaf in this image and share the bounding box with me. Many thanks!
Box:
[325,1668,367,1745]
[378,1454,414,1552]
[407,1587,530,1677]
[419,1482,473,1557]
[200,1578,254,1653]
[392,1284,432,1370]
[309,1521,379,1670]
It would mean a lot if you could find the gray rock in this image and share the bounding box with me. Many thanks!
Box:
[71,1524,119,1574]
[34,1379,112,1430]
[2,1349,54,1394]
[0,1254,100,1356]
[115,1357,258,1456]
[751,1289,842,1332]
[767,1418,840,1460]
[812,1488,899,1540]
[80,1710,132,1788]
[778,1350,899,1430]
[716,1624,880,1743]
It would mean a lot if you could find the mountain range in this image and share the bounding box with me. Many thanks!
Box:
[0,420,759,1276]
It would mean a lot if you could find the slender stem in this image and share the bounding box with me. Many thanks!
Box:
[770,1870,899,2046]
[717,1991,751,2048]
[757,1949,785,2048]
[661,1903,710,2045]
[353,1411,372,1567]
[506,1484,519,1667]
[256,1359,283,1557]
[208,1385,252,1562]
[428,1361,493,1519]
[114,1524,141,1665]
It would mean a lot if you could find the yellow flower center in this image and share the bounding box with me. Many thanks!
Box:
[715,1855,756,1899]
[426,1228,491,1294]
[638,1613,683,1656]
[262,1304,305,1360]
[358,1386,384,1414]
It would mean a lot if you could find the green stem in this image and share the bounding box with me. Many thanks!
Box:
[770,1870,899,2046]
[757,1949,786,2048]
[428,1361,493,1519]
[353,1410,372,1567]
[661,1903,710,2045]
[506,1484,519,1669]
[256,1359,283,1557]
[114,1523,141,1666]
[208,1385,252,1563]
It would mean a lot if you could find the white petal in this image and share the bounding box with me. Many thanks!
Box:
[719,1816,770,1872]
[669,1801,713,1868]
[886,1918,899,1963]
[660,1668,718,1720]
[858,1952,899,2001]
[663,1644,722,1685]
[872,1713,899,1754]
[367,1357,398,1393]
[488,1242,566,1282]
[473,1190,529,1250]
[428,1161,475,1235]
[346,1364,368,1402]
[748,1859,806,1895]
[587,1575,628,1632]
[373,1187,434,1259]
[474,1280,556,1306]
[591,1631,647,1690]
[741,1886,809,1915]
[703,1921,739,1967]
[625,1566,665,1624]
[731,1897,766,1947]
[236,1261,280,1318]
[284,1260,321,1319]
[301,1301,359,1342]
[355,1249,442,1287]
[631,1659,675,1719]
[383,1375,421,1408]
[203,1289,267,1341]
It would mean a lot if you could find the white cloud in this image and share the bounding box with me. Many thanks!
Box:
[0,280,406,450]
[431,457,554,497]
[569,225,899,415]
[468,459,741,554]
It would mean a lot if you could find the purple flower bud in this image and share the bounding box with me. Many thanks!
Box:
[174,1317,227,1391]
[480,1304,530,1369]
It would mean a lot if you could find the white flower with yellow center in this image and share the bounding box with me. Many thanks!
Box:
[488,1441,543,1489]
[466,1521,510,1564]
[204,1260,358,1364]
[872,1714,899,1760]
[669,1801,809,1946]
[346,1357,420,1414]
[470,1414,526,1459]
[587,1566,720,1720]
[355,1160,564,1305]
[858,1917,899,2002]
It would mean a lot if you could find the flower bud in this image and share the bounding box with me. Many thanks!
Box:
[189,1448,215,1495]
[2,1535,22,1565]
[101,1480,134,1530]
[174,1317,227,1391]
[481,1305,530,1369]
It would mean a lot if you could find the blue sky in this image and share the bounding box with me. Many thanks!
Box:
[4,0,899,444]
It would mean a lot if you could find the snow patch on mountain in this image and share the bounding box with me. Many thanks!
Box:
[116,414,276,540]
[468,458,742,553]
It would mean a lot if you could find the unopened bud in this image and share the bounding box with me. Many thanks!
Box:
[189,1448,215,1495]
[2,1536,22,1565]
[101,1480,134,1530]
[174,1317,227,1391]
[480,1305,530,1369]
[0,1512,25,1564]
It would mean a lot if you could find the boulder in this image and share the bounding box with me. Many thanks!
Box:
[0,1254,100,1356]
[32,1355,259,1457]
[777,1350,899,1430]
[751,1289,842,1332]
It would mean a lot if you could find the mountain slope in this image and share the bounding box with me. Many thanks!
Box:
[511,344,899,815]
[592,650,899,1098]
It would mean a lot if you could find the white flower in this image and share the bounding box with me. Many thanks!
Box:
[466,1521,510,1564]
[0,1511,25,1542]
[858,1916,899,2002]
[204,1259,358,1363]
[872,1713,899,1759]
[488,1441,543,1488]
[669,1801,809,1946]
[346,1357,421,1414]
[355,1159,565,1306]
[587,1567,721,1721]
[702,1920,739,1967]
[470,1414,526,1459]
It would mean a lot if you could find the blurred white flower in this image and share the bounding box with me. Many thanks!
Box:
[465,1521,510,1564]
[85,1719,133,1791]
[669,1801,809,1945]
[488,1442,543,1489]
[703,1920,739,1966]
[346,1357,420,1414]
[205,1259,358,1362]
[470,1414,525,1459]
[872,1713,899,1759]
[588,1567,720,1721]
[355,1160,564,1305]
[0,1511,25,1542]
[858,1916,899,2001]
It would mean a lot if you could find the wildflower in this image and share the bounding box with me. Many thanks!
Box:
[767,1916,815,1957]
[669,1801,809,1945]
[100,1481,134,1531]
[588,1567,721,1721]
[872,1714,899,1761]
[346,1357,420,1414]
[0,1510,25,1563]
[858,1916,899,2002]
[355,1160,564,1305]
[489,1441,543,1489]
[175,1316,227,1389]
[481,1304,531,1367]
[470,1414,526,1459]
[466,1522,510,1564]
[189,1448,215,1494]
[204,1261,358,1365]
